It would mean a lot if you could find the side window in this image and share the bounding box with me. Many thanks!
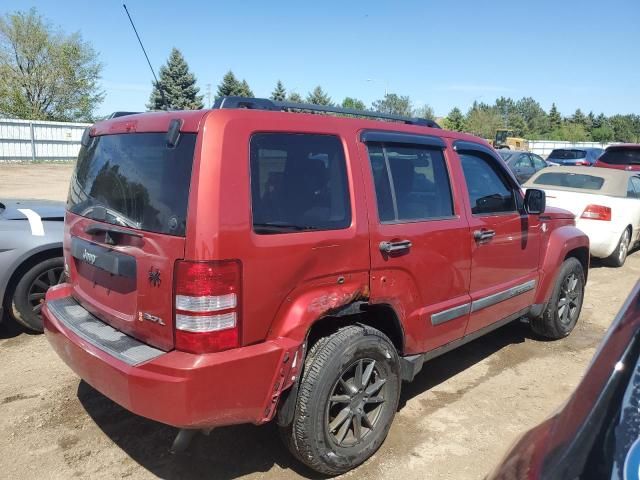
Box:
[367,143,454,222]
[629,177,640,199]
[250,133,351,234]
[514,154,532,168]
[532,155,547,170]
[459,152,517,215]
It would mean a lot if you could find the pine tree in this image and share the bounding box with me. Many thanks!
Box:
[593,113,607,129]
[147,48,203,110]
[216,70,242,97]
[306,86,332,105]
[586,111,595,131]
[572,108,587,126]
[549,103,562,130]
[238,79,254,97]
[270,80,286,101]
[444,107,465,132]
[287,92,303,103]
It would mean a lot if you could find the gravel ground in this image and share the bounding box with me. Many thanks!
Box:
[1,163,638,480]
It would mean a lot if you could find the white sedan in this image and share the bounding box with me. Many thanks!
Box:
[524,166,640,267]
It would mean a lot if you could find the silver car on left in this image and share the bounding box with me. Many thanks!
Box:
[0,199,65,332]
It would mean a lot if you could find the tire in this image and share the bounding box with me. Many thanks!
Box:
[530,257,585,340]
[604,228,631,268]
[10,257,64,332]
[281,325,401,475]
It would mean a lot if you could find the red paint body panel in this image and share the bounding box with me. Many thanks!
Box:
[464,210,541,334]
[44,283,301,428]
[65,212,184,350]
[534,224,589,305]
[91,110,208,135]
[44,106,589,433]
[186,112,372,346]
[361,140,473,354]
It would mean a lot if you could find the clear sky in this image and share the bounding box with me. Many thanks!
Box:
[3,0,639,118]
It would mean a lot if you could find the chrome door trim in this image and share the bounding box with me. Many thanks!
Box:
[431,303,471,326]
[471,280,536,313]
[430,279,536,326]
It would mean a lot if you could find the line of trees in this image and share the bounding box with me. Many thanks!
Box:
[442,98,640,143]
[1,8,639,143]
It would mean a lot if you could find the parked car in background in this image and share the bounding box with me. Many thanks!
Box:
[42,96,590,475]
[524,167,640,266]
[498,150,548,183]
[595,144,640,171]
[0,199,65,332]
[488,281,640,480]
[546,147,604,166]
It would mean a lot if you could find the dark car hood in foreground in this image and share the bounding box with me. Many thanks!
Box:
[0,199,65,221]
[488,282,640,479]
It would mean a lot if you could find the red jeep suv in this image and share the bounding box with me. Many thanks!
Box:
[43,97,589,475]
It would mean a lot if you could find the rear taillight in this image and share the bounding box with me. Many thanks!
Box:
[575,160,590,166]
[174,260,241,354]
[581,204,611,221]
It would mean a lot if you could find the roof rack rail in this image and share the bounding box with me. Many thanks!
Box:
[212,96,441,129]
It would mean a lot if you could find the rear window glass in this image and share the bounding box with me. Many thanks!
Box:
[68,133,196,236]
[498,151,516,161]
[548,149,587,160]
[599,148,640,166]
[533,172,605,190]
[250,133,351,234]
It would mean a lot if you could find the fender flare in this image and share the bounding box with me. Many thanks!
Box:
[534,225,589,306]
[266,273,370,344]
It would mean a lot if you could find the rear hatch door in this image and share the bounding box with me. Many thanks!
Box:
[65,113,204,350]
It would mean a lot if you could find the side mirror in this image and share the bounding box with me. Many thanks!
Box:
[524,189,546,215]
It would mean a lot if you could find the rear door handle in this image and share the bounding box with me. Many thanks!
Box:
[473,229,496,243]
[379,240,412,254]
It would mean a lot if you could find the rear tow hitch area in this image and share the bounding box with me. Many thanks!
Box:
[170,428,214,454]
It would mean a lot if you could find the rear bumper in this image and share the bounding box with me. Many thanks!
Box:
[43,284,302,429]
[575,219,621,258]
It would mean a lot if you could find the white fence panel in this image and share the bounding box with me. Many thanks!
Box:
[0,118,91,162]
[528,140,617,158]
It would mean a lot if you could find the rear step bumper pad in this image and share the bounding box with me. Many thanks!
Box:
[46,296,164,366]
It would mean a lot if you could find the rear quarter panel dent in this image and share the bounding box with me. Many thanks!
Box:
[266,272,370,343]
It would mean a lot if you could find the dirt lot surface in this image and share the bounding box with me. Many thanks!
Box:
[1,163,74,201]
[1,164,638,479]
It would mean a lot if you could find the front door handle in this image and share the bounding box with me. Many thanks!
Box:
[379,240,412,254]
[473,229,496,243]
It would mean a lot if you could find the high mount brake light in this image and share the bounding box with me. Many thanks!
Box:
[174,260,241,354]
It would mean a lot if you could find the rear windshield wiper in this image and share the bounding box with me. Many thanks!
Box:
[253,223,317,233]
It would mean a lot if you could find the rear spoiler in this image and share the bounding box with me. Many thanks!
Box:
[108,111,141,119]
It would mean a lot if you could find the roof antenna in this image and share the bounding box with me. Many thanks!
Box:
[122,3,168,110]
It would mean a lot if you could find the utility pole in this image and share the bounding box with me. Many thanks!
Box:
[206,83,212,107]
